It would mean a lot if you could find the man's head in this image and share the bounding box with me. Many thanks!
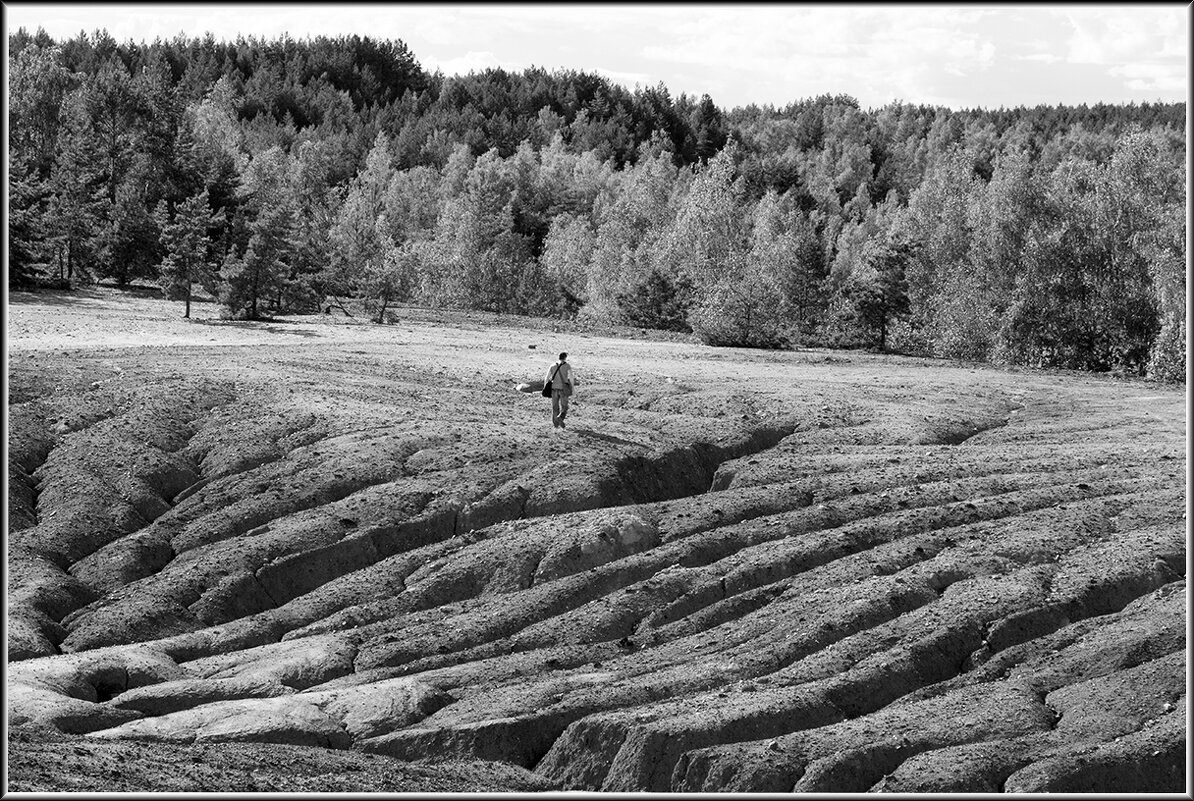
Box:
[559,352,568,362]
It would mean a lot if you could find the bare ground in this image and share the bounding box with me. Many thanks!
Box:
[5,286,1188,793]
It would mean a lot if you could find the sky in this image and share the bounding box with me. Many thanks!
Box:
[3,3,1189,111]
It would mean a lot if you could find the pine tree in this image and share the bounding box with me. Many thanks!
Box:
[86,56,143,282]
[8,174,50,287]
[102,169,162,286]
[617,268,695,332]
[9,40,72,182]
[48,89,107,285]
[842,230,917,351]
[221,200,295,319]
[8,41,71,287]
[286,140,339,312]
[221,147,296,318]
[158,189,221,317]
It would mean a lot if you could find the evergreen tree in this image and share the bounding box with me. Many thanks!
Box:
[8,175,51,287]
[158,189,221,317]
[48,88,107,285]
[287,139,339,312]
[103,167,163,285]
[221,147,295,318]
[842,230,917,351]
[8,39,72,178]
[617,268,695,332]
[221,200,294,318]
[84,56,144,282]
[8,41,71,287]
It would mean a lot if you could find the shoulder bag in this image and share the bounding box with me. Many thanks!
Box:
[542,365,560,397]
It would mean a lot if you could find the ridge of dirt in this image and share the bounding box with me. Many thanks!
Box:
[5,287,1187,793]
[5,722,557,793]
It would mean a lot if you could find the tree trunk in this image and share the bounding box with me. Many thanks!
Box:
[374,291,391,324]
[250,263,260,319]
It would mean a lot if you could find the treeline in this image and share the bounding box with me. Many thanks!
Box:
[8,29,1186,380]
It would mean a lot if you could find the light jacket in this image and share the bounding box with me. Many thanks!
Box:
[546,361,572,390]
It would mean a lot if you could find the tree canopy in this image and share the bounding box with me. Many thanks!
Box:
[7,27,1186,380]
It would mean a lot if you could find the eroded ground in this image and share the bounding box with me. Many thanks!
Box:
[5,287,1188,793]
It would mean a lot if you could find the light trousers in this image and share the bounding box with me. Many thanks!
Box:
[552,389,570,427]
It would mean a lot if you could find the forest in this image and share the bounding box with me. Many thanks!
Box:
[7,28,1186,381]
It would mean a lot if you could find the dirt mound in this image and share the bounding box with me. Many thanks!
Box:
[6,290,1187,792]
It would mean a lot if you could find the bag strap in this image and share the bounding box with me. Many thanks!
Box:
[548,364,560,386]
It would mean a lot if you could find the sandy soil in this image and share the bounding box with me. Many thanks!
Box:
[5,285,1187,793]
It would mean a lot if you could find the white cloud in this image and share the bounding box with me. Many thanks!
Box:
[421,50,516,77]
[1062,8,1186,65]
[636,6,1013,107]
[1051,7,1188,101]
[5,4,1186,109]
[1109,62,1188,94]
[403,15,460,47]
[591,68,654,92]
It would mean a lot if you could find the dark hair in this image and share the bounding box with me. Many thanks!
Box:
[559,352,567,361]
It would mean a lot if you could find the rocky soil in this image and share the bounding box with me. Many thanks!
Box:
[6,286,1187,793]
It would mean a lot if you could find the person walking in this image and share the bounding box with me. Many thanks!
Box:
[545,352,574,428]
